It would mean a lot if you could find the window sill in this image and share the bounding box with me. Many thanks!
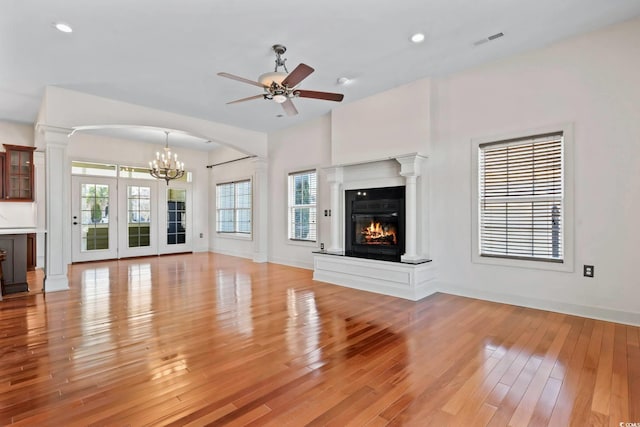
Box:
[287,239,318,248]
[216,232,252,241]
[472,253,573,273]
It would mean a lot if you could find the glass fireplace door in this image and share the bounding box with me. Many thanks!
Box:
[352,213,399,246]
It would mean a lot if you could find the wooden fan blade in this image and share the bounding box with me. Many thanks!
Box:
[296,90,344,102]
[217,72,266,88]
[281,98,298,116]
[226,94,264,104]
[281,63,314,88]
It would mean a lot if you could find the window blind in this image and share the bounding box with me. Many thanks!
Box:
[479,132,563,262]
[288,170,317,242]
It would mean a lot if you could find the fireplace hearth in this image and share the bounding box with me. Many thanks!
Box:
[345,186,405,262]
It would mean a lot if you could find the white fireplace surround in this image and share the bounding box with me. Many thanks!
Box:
[313,153,436,301]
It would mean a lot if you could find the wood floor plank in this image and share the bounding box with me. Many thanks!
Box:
[592,322,615,415]
[627,325,640,421]
[546,318,593,426]
[508,322,571,426]
[0,253,637,425]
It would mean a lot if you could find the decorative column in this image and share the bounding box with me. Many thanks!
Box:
[396,154,426,262]
[252,157,268,263]
[325,166,343,253]
[38,125,72,292]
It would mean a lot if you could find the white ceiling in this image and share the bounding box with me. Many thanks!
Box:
[2,0,640,139]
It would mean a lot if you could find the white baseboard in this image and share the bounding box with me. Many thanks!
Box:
[209,248,253,260]
[268,256,314,270]
[437,281,640,327]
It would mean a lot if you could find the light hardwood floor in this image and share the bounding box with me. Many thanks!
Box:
[0,253,638,426]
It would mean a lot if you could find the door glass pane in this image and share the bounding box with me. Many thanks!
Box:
[128,185,151,248]
[167,189,187,245]
[80,183,110,251]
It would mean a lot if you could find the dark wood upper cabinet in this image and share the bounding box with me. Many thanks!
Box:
[2,144,36,201]
[0,152,5,200]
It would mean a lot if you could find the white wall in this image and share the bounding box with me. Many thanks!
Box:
[430,17,640,324]
[0,120,33,147]
[68,132,210,252]
[267,114,332,269]
[331,78,431,165]
[208,145,256,259]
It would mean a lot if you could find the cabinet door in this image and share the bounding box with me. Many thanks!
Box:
[0,152,4,200]
[2,145,35,201]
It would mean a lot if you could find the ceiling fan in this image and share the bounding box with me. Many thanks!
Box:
[218,44,344,116]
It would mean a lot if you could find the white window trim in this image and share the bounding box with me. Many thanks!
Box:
[470,123,574,272]
[215,178,253,238]
[286,168,319,246]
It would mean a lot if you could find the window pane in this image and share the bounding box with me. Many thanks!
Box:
[72,161,117,177]
[127,185,152,247]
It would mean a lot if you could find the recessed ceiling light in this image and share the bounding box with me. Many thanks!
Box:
[54,22,73,33]
[337,77,351,85]
[410,33,425,43]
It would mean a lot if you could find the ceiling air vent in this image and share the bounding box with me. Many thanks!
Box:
[473,32,504,46]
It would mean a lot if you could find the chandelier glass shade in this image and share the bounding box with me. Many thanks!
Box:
[149,131,185,185]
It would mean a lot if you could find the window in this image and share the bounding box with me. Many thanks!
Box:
[288,170,317,242]
[216,180,252,234]
[477,132,564,263]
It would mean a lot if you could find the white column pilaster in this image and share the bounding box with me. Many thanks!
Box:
[325,166,343,253]
[38,125,72,292]
[252,157,268,263]
[396,154,426,262]
[403,175,418,260]
[34,151,46,270]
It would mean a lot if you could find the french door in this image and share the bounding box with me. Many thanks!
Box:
[72,175,192,262]
[158,183,192,254]
[71,176,118,262]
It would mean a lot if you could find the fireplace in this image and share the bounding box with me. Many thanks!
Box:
[345,186,405,262]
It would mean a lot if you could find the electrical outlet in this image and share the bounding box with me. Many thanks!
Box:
[324,210,328,217]
[583,265,594,277]
[199,233,204,238]
[320,243,324,250]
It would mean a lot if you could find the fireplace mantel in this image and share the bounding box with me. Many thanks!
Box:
[314,153,434,300]
[322,153,428,260]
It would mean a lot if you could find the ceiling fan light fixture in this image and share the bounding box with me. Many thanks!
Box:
[218,44,344,116]
[258,71,288,87]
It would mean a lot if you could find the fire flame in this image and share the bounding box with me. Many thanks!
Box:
[362,220,397,245]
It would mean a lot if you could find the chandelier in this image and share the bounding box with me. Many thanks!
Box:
[149,131,185,185]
